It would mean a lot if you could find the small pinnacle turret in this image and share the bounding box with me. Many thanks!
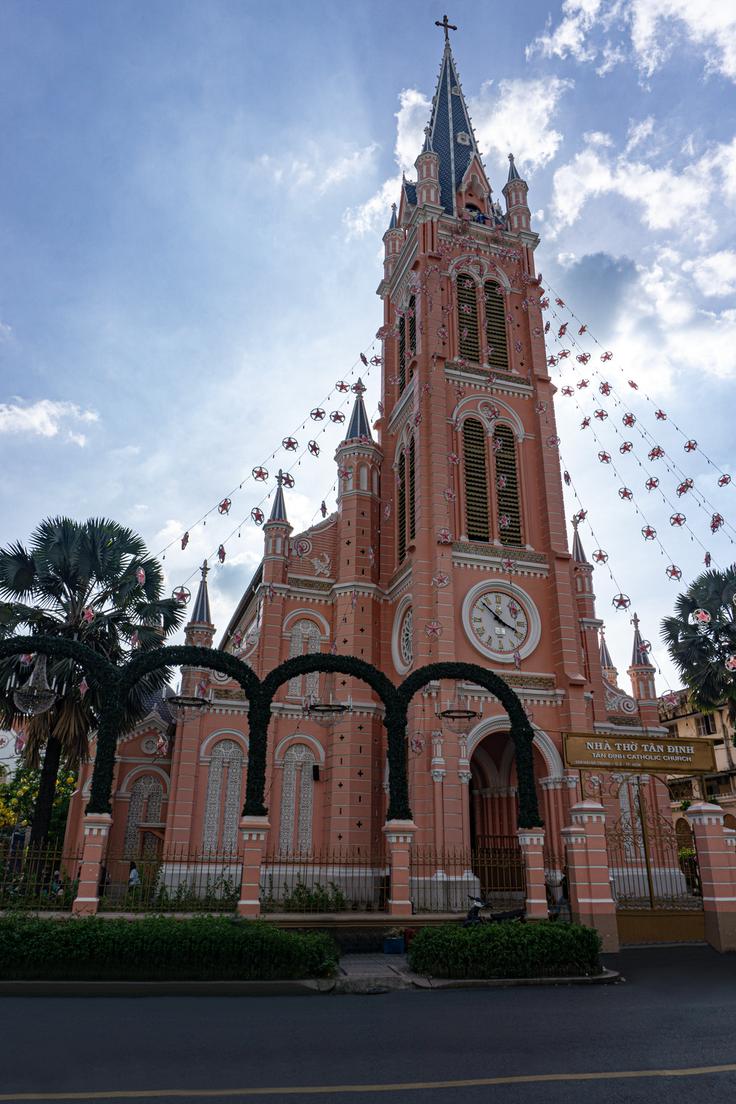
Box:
[507,152,522,183]
[268,470,289,524]
[599,628,618,685]
[630,612,654,670]
[345,381,373,442]
[571,517,588,564]
[388,202,398,230]
[189,560,212,625]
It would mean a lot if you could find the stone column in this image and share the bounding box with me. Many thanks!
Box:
[517,827,547,919]
[237,815,270,918]
[562,799,619,952]
[688,802,736,952]
[72,813,112,916]
[383,819,417,917]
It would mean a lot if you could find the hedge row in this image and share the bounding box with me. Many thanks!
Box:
[0,915,339,980]
[408,921,602,979]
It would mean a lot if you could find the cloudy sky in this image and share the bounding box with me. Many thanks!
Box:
[1,0,735,689]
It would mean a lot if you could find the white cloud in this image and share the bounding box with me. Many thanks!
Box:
[471,77,573,174]
[319,144,379,193]
[549,135,714,238]
[0,320,12,342]
[256,143,378,197]
[625,116,655,153]
[527,1,736,82]
[683,250,736,296]
[0,399,98,445]
[714,136,736,200]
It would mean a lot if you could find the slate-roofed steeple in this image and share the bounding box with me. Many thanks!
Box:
[599,628,615,672]
[268,470,289,524]
[387,203,398,230]
[345,380,373,442]
[630,612,654,669]
[426,36,483,215]
[189,560,212,625]
[507,152,522,182]
[571,517,588,564]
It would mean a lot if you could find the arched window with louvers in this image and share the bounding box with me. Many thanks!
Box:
[462,417,490,542]
[287,619,322,698]
[279,743,317,853]
[456,275,480,363]
[397,451,407,564]
[202,740,245,853]
[493,423,523,546]
[397,295,416,394]
[484,280,509,372]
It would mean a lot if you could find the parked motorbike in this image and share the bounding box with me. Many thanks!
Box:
[462,895,525,927]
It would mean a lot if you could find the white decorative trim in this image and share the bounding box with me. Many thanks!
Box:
[281,607,331,638]
[116,764,171,797]
[199,728,249,762]
[466,716,564,782]
[274,732,325,766]
[451,394,525,441]
[461,578,541,664]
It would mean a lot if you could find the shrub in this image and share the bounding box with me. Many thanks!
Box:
[0,914,339,981]
[408,921,602,979]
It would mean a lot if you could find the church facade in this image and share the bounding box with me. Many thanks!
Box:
[64,34,666,892]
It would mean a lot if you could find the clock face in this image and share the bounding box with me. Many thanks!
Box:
[468,589,530,657]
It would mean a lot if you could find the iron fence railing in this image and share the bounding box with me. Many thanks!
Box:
[0,842,82,911]
[260,847,388,913]
[410,840,526,913]
[100,847,242,912]
[606,816,703,911]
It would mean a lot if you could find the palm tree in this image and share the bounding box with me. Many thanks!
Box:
[0,517,185,845]
[661,565,736,764]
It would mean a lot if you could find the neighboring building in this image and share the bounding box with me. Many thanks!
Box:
[660,691,736,821]
[65,31,669,879]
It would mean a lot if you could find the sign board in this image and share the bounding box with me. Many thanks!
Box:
[563,733,716,775]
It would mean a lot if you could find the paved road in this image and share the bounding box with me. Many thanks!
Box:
[1,947,736,1103]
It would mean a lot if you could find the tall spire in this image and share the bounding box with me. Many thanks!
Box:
[630,612,654,669]
[268,470,289,523]
[189,560,212,625]
[507,152,522,182]
[345,380,373,442]
[425,27,482,215]
[599,628,615,671]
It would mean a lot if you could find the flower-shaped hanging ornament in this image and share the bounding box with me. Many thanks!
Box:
[281,472,295,489]
[666,564,682,580]
[619,441,633,454]
[612,593,631,610]
[330,411,346,424]
[282,437,298,452]
[670,513,686,527]
[601,351,613,361]
[689,608,712,627]
[136,567,146,586]
[711,513,725,533]
[181,531,190,550]
[646,477,659,491]
[718,474,732,487]
[725,655,736,673]
[82,607,94,624]
[592,549,608,563]
[218,498,231,515]
[642,525,657,541]
[335,380,350,393]
[684,439,698,453]
[251,507,265,525]
[619,487,633,501]
[308,440,320,457]
[252,466,268,482]
[217,545,226,564]
[173,586,191,605]
[310,407,326,421]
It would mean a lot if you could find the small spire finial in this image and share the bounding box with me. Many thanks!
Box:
[631,612,640,631]
[435,13,457,43]
[201,559,209,579]
[277,469,284,486]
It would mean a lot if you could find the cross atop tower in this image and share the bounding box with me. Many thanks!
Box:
[434,13,457,43]
[200,559,209,580]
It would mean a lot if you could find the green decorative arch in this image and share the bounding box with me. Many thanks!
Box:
[260,653,408,820]
[397,661,542,828]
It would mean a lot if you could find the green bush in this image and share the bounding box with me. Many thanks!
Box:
[0,914,339,981]
[408,921,602,979]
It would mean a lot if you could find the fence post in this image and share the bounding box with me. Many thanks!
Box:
[562,800,619,952]
[517,827,547,920]
[237,815,270,918]
[688,801,736,952]
[72,813,112,915]
[383,819,417,917]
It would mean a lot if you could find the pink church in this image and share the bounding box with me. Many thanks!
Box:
[65,32,672,923]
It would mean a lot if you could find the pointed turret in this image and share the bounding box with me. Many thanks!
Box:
[571,517,588,564]
[268,470,289,524]
[382,202,404,280]
[185,560,214,648]
[627,613,659,727]
[506,153,522,183]
[415,125,441,209]
[345,381,373,442]
[387,203,398,230]
[599,628,618,685]
[503,152,531,232]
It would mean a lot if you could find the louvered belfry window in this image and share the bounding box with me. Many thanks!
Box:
[409,437,416,541]
[463,418,490,542]
[494,423,522,545]
[398,313,406,393]
[456,275,480,363]
[398,452,407,563]
[484,281,509,372]
[408,295,416,380]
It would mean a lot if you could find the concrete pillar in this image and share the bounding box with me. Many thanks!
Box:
[237,815,270,918]
[383,819,417,917]
[72,813,112,916]
[562,800,619,952]
[689,802,736,952]
[517,828,547,919]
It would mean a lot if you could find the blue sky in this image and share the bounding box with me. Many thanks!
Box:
[2,0,735,690]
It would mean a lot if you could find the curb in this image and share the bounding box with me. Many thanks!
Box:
[0,969,619,997]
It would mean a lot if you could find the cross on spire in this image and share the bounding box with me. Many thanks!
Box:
[200,559,209,579]
[435,13,457,43]
[631,612,640,631]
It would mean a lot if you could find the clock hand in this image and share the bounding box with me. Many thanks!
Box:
[481,600,517,633]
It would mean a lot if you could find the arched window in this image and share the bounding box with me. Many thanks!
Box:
[203,739,245,852]
[407,295,416,375]
[409,437,416,542]
[359,464,369,491]
[279,744,316,853]
[397,295,416,394]
[493,424,522,545]
[484,280,509,372]
[456,275,480,362]
[287,619,322,698]
[124,775,163,859]
[463,418,490,542]
[397,452,407,563]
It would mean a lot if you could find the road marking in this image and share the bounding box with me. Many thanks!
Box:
[2,1063,736,1100]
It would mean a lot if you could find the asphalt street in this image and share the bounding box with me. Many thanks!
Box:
[1,946,736,1103]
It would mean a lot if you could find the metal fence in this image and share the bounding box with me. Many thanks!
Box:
[606,813,703,911]
[0,842,82,911]
[260,847,388,913]
[100,847,242,912]
[410,839,526,913]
